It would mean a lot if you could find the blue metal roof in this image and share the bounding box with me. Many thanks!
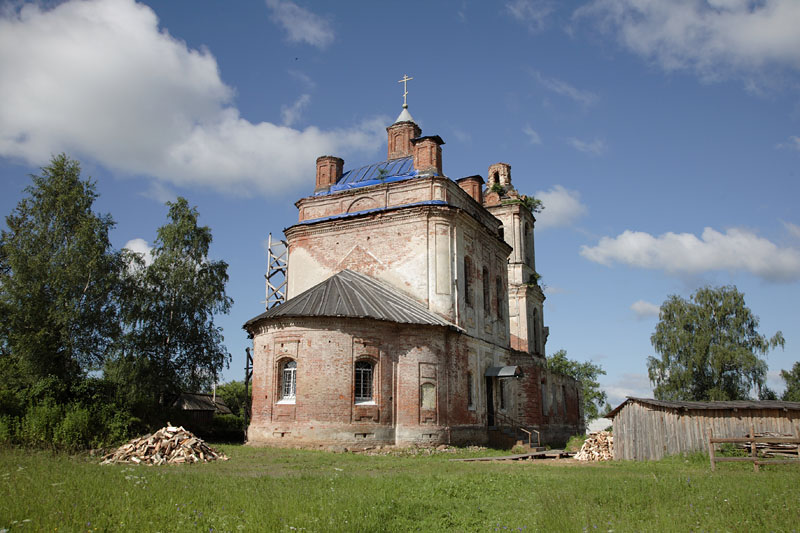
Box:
[315,156,428,196]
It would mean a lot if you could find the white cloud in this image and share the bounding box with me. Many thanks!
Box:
[522,124,542,145]
[123,238,153,266]
[784,221,800,239]
[0,0,384,198]
[603,373,653,409]
[776,135,800,151]
[567,137,606,155]
[533,185,588,229]
[575,0,800,84]
[281,94,311,126]
[451,127,472,143]
[630,300,660,319]
[265,0,334,48]
[581,227,800,282]
[505,0,554,33]
[531,70,598,106]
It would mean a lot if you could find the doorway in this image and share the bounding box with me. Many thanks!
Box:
[485,376,494,426]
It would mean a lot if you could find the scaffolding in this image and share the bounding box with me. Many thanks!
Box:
[265,233,288,310]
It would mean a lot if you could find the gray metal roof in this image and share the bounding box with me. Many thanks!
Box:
[606,397,800,418]
[244,269,457,330]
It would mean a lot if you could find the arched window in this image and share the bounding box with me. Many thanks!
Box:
[354,361,374,403]
[280,360,296,402]
[496,276,504,320]
[464,256,473,307]
[482,267,490,314]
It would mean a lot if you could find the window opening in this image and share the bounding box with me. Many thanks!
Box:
[496,276,504,320]
[464,256,473,307]
[281,360,296,401]
[483,267,490,314]
[354,361,374,403]
[467,371,474,407]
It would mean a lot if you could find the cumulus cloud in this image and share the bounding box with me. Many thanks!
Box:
[581,227,800,282]
[123,238,153,266]
[531,70,598,106]
[505,0,554,33]
[281,94,311,126]
[533,185,588,229]
[0,0,383,198]
[567,137,606,155]
[575,0,800,84]
[603,373,653,409]
[776,135,800,151]
[784,221,800,239]
[523,124,542,145]
[630,300,660,319]
[265,0,334,48]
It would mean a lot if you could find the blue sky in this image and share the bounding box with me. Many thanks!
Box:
[1,0,799,409]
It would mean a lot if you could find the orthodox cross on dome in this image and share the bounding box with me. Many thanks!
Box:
[398,74,413,108]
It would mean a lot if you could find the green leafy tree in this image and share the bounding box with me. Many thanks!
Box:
[115,197,232,405]
[215,380,249,419]
[546,349,609,424]
[780,362,800,402]
[647,286,784,401]
[0,154,121,398]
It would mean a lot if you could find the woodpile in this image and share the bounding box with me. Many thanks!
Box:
[101,425,228,465]
[736,432,800,458]
[575,431,614,461]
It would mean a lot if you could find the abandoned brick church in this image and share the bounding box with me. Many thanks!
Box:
[244,91,584,447]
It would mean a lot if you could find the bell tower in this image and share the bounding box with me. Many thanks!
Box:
[483,163,547,355]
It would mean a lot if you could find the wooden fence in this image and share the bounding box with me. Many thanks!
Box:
[708,426,800,472]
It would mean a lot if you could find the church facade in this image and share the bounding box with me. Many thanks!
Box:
[244,99,584,448]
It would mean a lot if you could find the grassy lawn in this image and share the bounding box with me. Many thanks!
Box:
[1,445,798,532]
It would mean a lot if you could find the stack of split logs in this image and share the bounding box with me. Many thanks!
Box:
[736,432,800,458]
[575,431,614,461]
[101,425,228,465]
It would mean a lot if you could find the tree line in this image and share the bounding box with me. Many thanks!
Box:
[0,155,236,449]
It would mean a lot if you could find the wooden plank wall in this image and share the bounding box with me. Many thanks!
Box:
[612,401,800,460]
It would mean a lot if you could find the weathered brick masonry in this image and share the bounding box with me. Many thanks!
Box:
[244,101,584,448]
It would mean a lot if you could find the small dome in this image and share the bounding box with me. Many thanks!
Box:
[394,106,416,124]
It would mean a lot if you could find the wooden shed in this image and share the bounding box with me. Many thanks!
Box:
[606,397,800,461]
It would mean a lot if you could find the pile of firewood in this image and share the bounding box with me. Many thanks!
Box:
[101,425,228,465]
[736,432,800,458]
[575,431,614,461]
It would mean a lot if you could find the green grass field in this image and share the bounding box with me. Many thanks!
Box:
[1,445,798,532]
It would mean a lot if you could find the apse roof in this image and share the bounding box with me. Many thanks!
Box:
[243,269,458,330]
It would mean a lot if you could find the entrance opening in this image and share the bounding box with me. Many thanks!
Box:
[485,376,495,426]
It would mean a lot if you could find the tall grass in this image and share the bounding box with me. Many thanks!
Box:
[1,445,798,532]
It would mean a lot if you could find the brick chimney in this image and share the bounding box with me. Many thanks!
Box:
[487,163,511,188]
[411,135,444,175]
[456,175,484,204]
[315,155,344,193]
